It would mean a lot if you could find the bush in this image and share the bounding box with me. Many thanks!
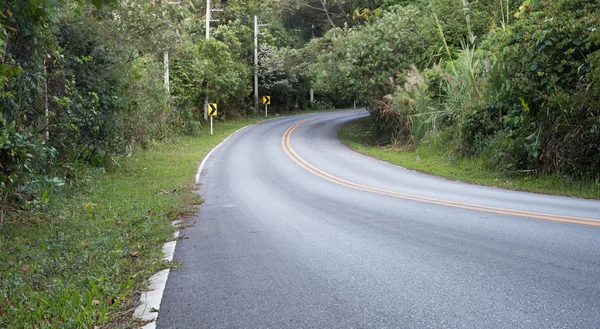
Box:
[308,4,440,109]
[0,1,182,213]
[484,0,600,178]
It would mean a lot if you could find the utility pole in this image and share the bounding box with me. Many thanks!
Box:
[163,1,180,94]
[310,24,315,103]
[254,16,258,113]
[204,0,222,120]
[254,16,268,113]
[164,51,169,93]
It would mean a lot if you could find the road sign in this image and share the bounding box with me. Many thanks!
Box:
[262,96,271,105]
[208,103,218,116]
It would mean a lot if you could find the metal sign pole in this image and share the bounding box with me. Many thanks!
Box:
[254,16,259,113]
[210,116,213,136]
[265,104,268,118]
[204,0,210,121]
[204,0,222,121]
[255,19,269,115]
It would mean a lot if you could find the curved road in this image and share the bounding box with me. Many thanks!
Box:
[157,110,600,329]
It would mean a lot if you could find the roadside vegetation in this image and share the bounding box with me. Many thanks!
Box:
[308,0,599,187]
[339,117,600,199]
[0,118,262,328]
[2,0,599,327]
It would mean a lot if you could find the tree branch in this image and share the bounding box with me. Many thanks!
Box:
[302,3,326,12]
[301,0,336,28]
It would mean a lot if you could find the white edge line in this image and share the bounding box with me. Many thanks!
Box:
[133,123,253,328]
[195,125,251,185]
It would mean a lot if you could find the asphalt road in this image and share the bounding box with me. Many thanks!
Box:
[157,110,600,329]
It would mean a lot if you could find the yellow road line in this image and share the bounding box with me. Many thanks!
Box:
[281,114,600,227]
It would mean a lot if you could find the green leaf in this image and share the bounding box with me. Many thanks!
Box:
[41,190,49,204]
[529,63,537,71]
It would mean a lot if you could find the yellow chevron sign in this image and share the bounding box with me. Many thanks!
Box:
[262,96,271,105]
[208,103,218,116]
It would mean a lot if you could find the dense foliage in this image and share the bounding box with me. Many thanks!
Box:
[481,0,600,177]
[305,0,599,181]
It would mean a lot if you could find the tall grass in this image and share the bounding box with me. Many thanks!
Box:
[391,42,484,149]
[499,0,510,30]
[439,42,483,125]
[389,0,487,149]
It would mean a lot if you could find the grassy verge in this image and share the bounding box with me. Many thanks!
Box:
[338,117,600,199]
[0,116,272,328]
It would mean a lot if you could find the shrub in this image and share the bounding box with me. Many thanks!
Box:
[484,0,600,177]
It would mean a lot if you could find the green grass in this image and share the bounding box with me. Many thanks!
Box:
[338,117,600,199]
[0,116,273,328]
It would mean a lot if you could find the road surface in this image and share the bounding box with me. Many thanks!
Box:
[157,110,600,329]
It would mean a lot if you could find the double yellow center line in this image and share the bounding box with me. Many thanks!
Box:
[281,114,600,227]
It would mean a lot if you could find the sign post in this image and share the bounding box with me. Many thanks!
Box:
[208,103,218,135]
[262,96,271,118]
